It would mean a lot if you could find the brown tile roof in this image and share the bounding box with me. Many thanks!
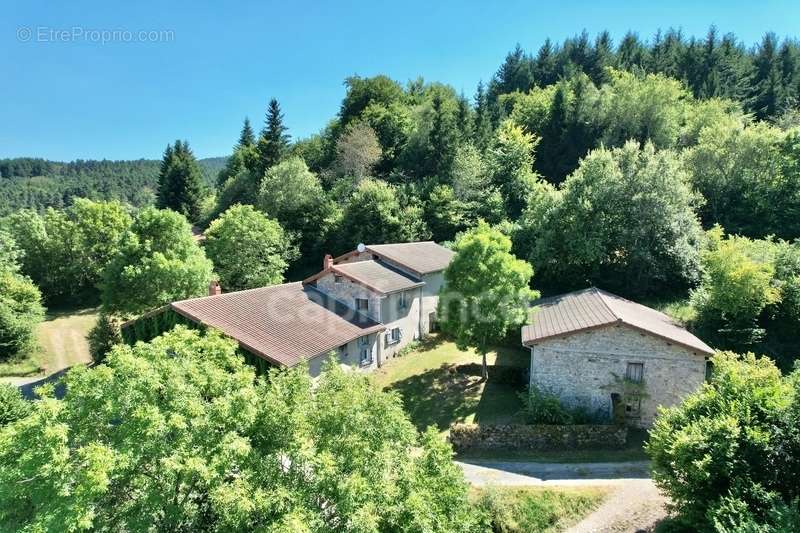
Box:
[331,260,424,294]
[365,241,454,275]
[171,282,384,367]
[521,287,713,355]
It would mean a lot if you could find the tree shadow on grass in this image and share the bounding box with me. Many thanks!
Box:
[387,363,525,433]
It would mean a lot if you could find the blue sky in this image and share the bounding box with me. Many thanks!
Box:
[2,0,799,161]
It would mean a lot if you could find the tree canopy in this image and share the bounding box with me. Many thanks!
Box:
[204,204,296,291]
[439,222,537,378]
[101,207,213,316]
[0,327,484,531]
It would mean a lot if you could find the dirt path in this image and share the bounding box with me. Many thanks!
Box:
[458,460,669,532]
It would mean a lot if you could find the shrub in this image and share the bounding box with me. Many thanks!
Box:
[518,386,597,425]
[0,383,30,427]
[87,313,122,363]
[647,351,800,529]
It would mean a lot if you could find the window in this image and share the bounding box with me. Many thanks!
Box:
[356,298,369,311]
[334,275,343,284]
[626,362,644,383]
[391,327,401,342]
[359,336,370,346]
[338,344,348,358]
[360,348,371,365]
[397,291,408,310]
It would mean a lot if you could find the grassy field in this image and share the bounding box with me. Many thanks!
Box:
[371,335,529,434]
[0,308,97,378]
[472,485,609,532]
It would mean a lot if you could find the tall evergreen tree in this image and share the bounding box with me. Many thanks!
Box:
[256,98,290,175]
[617,32,648,71]
[237,117,255,148]
[751,33,785,119]
[428,93,459,178]
[472,81,492,150]
[156,140,204,222]
[534,38,559,87]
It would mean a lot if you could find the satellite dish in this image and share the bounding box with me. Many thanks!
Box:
[357,243,366,253]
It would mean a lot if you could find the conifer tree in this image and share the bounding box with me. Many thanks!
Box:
[472,81,492,150]
[237,117,255,148]
[156,140,204,222]
[256,98,290,176]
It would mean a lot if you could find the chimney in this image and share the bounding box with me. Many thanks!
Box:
[323,254,334,270]
[208,280,222,296]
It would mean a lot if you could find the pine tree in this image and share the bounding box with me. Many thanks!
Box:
[256,98,290,176]
[456,92,473,141]
[472,81,492,151]
[156,140,204,222]
[751,33,785,119]
[428,93,458,179]
[534,38,558,87]
[237,117,255,148]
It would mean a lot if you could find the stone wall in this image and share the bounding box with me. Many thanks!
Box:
[449,423,628,452]
[529,324,708,428]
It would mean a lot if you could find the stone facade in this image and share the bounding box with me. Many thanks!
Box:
[449,423,628,452]
[529,324,708,428]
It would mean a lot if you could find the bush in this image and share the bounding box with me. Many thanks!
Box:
[647,351,800,530]
[0,270,45,361]
[0,383,30,427]
[87,313,122,363]
[518,386,597,425]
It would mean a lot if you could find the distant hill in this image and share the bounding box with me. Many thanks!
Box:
[0,156,228,216]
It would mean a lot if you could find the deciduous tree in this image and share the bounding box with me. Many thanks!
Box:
[438,222,536,379]
[204,204,296,291]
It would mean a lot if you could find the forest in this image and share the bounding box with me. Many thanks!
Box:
[2,27,800,370]
[0,156,226,216]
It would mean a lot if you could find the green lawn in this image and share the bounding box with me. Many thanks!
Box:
[472,485,608,532]
[370,335,529,434]
[0,308,97,378]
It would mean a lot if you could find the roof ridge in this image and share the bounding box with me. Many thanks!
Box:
[591,287,622,322]
[173,281,301,304]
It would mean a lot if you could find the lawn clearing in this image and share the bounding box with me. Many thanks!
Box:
[370,335,529,434]
[0,308,97,379]
[472,485,609,532]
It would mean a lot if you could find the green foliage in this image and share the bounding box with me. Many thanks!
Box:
[518,386,593,425]
[0,230,21,272]
[474,486,606,533]
[255,98,290,175]
[691,229,800,368]
[439,222,537,378]
[87,313,123,363]
[487,120,542,219]
[101,207,213,316]
[258,157,340,277]
[521,141,703,297]
[0,327,483,531]
[0,268,45,361]
[0,383,30,427]
[425,184,466,243]
[204,204,296,291]
[337,178,426,251]
[647,351,800,530]
[156,140,206,223]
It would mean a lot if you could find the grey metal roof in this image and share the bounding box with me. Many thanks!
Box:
[332,260,424,294]
[171,282,384,367]
[366,241,454,275]
[521,287,713,355]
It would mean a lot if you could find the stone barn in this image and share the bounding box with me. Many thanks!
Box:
[521,288,714,428]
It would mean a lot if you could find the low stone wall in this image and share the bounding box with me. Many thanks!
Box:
[449,423,627,452]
